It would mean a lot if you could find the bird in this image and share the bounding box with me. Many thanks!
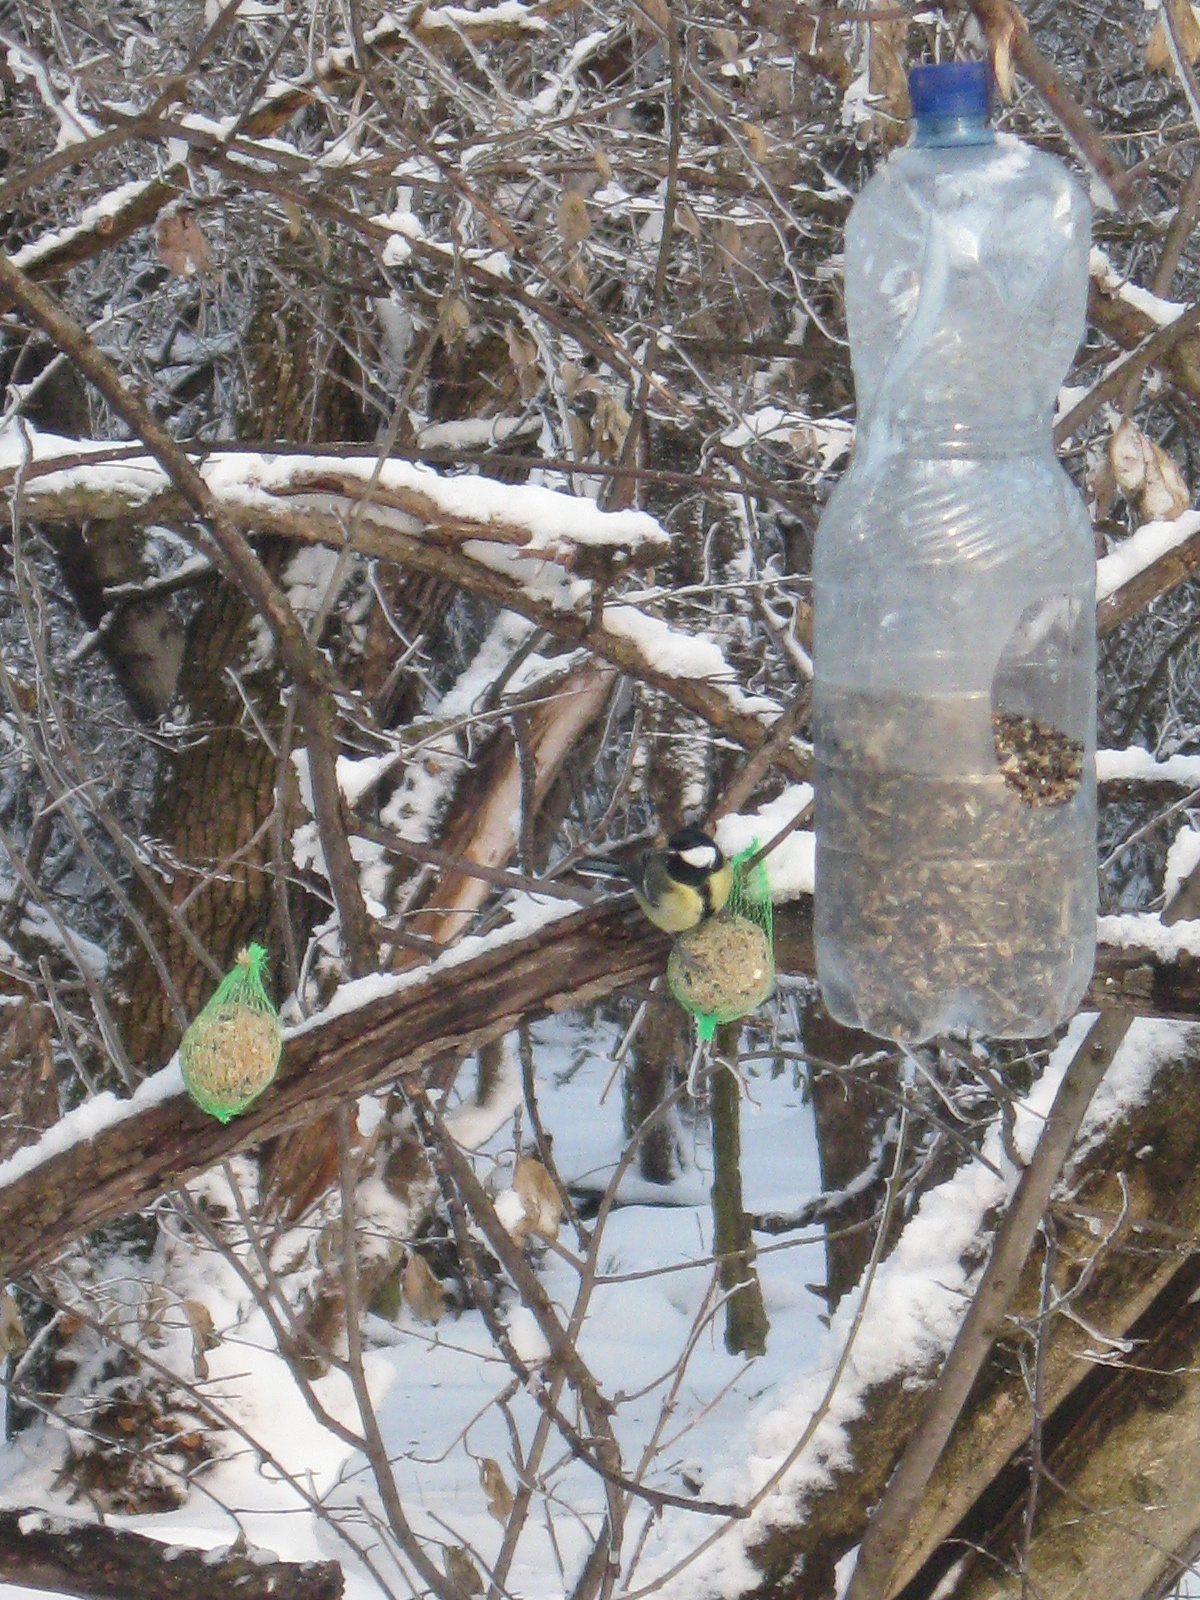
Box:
[576,825,733,934]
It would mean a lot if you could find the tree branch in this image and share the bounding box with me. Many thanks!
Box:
[967,0,1135,208]
[0,252,375,979]
[0,883,1190,1284]
[0,1511,342,1600]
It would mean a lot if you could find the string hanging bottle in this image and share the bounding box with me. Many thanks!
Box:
[812,61,1096,1041]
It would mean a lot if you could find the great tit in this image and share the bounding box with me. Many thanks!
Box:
[578,825,734,934]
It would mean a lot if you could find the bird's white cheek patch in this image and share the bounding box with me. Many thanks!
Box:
[678,845,717,869]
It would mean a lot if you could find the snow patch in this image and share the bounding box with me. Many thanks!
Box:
[287,894,576,1035]
[1097,912,1200,959]
[1165,826,1200,907]
[10,180,156,268]
[716,785,815,900]
[1090,246,1187,328]
[508,1306,551,1364]
[601,605,777,718]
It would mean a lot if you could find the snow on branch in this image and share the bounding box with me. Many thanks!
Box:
[0,897,663,1280]
[1090,246,1188,330]
[5,178,177,283]
[1096,507,1200,632]
[315,3,545,80]
[2,35,100,149]
[0,1507,343,1600]
[1096,746,1200,787]
[4,430,667,569]
[0,83,308,285]
[0,863,1195,1286]
[3,428,802,772]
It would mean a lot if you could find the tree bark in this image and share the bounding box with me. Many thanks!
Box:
[0,1510,342,1600]
[710,1027,770,1357]
[0,900,668,1281]
[119,573,282,1074]
[1,893,1193,1286]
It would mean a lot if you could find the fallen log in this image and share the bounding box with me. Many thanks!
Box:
[0,1510,342,1600]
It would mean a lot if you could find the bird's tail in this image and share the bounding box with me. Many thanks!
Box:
[573,855,636,885]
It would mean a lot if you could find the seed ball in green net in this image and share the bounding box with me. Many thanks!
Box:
[667,912,775,1024]
[180,944,282,1123]
[666,843,775,1038]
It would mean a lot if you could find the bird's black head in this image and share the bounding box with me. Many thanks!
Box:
[664,825,724,886]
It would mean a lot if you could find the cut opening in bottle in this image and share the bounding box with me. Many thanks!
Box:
[990,594,1090,807]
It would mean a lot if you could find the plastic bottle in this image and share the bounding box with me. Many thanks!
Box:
[812,61,1096,1042]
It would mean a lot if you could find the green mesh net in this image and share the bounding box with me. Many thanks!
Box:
[667,844,775,1041]
[180,944,282,1123]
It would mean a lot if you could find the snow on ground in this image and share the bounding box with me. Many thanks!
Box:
[0,1003,1190,1600]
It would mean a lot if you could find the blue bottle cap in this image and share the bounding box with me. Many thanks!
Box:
[908,61,992,123]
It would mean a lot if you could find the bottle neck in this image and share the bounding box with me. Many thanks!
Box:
[912,114,994,148]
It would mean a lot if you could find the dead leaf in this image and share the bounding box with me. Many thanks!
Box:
[793,13,851,90]
[713,26,739,62]
[0,1290,26,1358]
[1108,418,1191,521]
[788,426,820,463]
[443,296,471,345]
[1146,0,1200,71]
[513,1157,563,1241]
[566,256,589,295]
[138,1281,169,1342]
[156,208,210,277]
[505,324,541,398]
[183,1298,218,1381]
[717,219,745,267]
[676,203,702,239]
[403,1251,445,1324]
[567,411,590,458]
[1109,418,1146,497]
[975,0,1028,101]
[184,1299,218,1350]
[445,1546,484,1594]
[866,14,910,140]
[1143,438,1191,519]
[557,190,590,247]
[745,124,769,163]
[479,1457,515,1522]
[632,0,670,35]
[591,390,632,461]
